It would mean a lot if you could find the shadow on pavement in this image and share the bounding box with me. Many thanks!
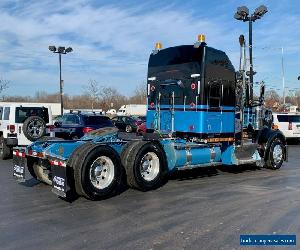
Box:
[20,178,41,187]
[169,164,261,181]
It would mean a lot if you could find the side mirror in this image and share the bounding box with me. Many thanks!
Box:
[54,121,62,127]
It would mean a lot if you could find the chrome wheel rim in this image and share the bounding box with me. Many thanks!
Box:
[140,152,160,181]
[27,120,44,138]
[89,156,114,189]
[273,144,283,164]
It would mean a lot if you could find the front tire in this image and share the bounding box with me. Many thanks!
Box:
[123,141,167,191]
[265,139,284,170]
[73,145,123,200]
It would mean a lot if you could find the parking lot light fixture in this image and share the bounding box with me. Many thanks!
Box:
[234,5,268,106]
[48,46,73,115]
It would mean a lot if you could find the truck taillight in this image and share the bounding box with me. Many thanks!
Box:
[288,122,292,130]
[83,127,94,133]
[7,125,15,133]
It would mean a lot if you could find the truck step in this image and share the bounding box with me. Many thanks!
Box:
[234,142,258,161]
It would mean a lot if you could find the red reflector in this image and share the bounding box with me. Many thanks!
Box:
[13,150,25,158]
[288,122,292,130]
[83,127,94,133]
[189,125,195,131]
[150,102,155,108]
[191,83,196,90]
[50,160,65,167]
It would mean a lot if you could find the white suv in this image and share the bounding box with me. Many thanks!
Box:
[272,112,300,139]
[0,104,54,159]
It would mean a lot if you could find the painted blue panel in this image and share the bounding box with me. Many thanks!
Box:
[160,140,222,170]
[147,108,235,134]
[221,144,236,165]
[189,147,211,165]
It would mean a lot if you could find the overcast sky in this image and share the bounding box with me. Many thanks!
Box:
[0,0,299,96]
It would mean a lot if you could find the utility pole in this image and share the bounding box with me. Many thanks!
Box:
[281,47,286,106]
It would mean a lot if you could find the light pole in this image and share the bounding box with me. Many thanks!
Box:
[281,47,286,105]
[49,46,73,115]
[234,5,268,106]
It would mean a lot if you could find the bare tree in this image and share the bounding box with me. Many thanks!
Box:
[0,77,9,94]
[84,80,101,110]
[129,82,147,104]
[100,86,127,111]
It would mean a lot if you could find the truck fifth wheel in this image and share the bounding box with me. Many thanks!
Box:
[13,35,287,200]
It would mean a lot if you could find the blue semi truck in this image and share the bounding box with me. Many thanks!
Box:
[13,35,287,200]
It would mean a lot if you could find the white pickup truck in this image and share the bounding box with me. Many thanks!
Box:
[0,103,54,159]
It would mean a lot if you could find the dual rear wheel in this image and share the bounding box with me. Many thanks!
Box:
[71,141,167,200]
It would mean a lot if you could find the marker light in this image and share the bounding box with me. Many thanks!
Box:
[155,42,162,50]
[191,83,196,90]
[198,34,205,43]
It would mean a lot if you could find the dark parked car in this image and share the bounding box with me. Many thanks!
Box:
[53,113,114,139]
[112,116,144,133]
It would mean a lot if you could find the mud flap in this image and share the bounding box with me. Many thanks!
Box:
[51,165,72,198]
[13,153,26,182]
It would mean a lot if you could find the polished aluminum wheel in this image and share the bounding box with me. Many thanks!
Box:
[140,152,160,181]
[273,144,283,164]
[27,120,44,139]
[89,156,115,189]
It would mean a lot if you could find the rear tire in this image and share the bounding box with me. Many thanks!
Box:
[265,139,284,170]
[0,137,11,160]
[123,141,167,191]
[73,145,123,200]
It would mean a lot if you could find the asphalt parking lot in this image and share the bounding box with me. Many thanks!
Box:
[0,145,299,250]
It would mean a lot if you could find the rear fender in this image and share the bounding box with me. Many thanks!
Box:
[44,141,87,161]
[256,127,287,161]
